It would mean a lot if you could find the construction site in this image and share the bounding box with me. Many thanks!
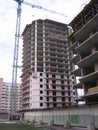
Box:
[0,0,98,130]
[19,0,98,129]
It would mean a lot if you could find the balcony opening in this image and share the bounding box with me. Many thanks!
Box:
[53,97,56,101]
[53,91,56,96]
[52,80,56,84]
[52,74,55,78]
[40,84,43,88]
[40,103,43,107]
[40,97,43,100]
[53,85,56,89]
[83,67,94,76]
[62,92,65,96]
[61,86,65,90]
[62,97,65,101]
[95,44,98,51]
[84,82,97,93]
[53,103,57,108]
[80,50,91,59]
[47,97,49,101]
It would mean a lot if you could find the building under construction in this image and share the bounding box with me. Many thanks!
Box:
[69,0,98,105]
[20,1,98,129]
[21,19,76,110]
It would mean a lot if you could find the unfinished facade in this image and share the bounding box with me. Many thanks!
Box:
[21,19,76,110]
[69,0,98,104]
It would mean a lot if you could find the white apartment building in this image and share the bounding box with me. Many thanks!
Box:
[0,78,21,111]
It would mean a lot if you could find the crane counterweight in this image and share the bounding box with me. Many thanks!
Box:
[13,0,24,4]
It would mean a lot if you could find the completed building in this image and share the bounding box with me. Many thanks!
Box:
[21,19,76,110]
[0,78,21,111]
[69,0,98,104]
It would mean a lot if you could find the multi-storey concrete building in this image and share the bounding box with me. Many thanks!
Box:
[69,0,98,104]
[0,78,3,110]
[22,19,76,110]
[0,78,21,111]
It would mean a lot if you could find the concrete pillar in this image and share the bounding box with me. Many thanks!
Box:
[87,123,96,130]
[49,120,54,126]
[92,46,96,54]
[39,120,43,125]
[64,121,71,128]
[32,119,35,124]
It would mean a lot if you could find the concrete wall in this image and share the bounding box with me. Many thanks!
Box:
[23,104,98,128]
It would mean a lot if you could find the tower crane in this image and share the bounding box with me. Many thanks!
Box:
[11,0,67,112]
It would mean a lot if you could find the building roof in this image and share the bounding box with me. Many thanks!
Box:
[69,0,98,29]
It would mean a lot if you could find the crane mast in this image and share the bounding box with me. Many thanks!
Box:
[11,0,23,112]
[12,0,66,113]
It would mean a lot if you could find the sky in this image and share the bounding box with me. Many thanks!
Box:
[0,0,90,83]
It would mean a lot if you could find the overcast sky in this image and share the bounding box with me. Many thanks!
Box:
[0,0,90,83]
